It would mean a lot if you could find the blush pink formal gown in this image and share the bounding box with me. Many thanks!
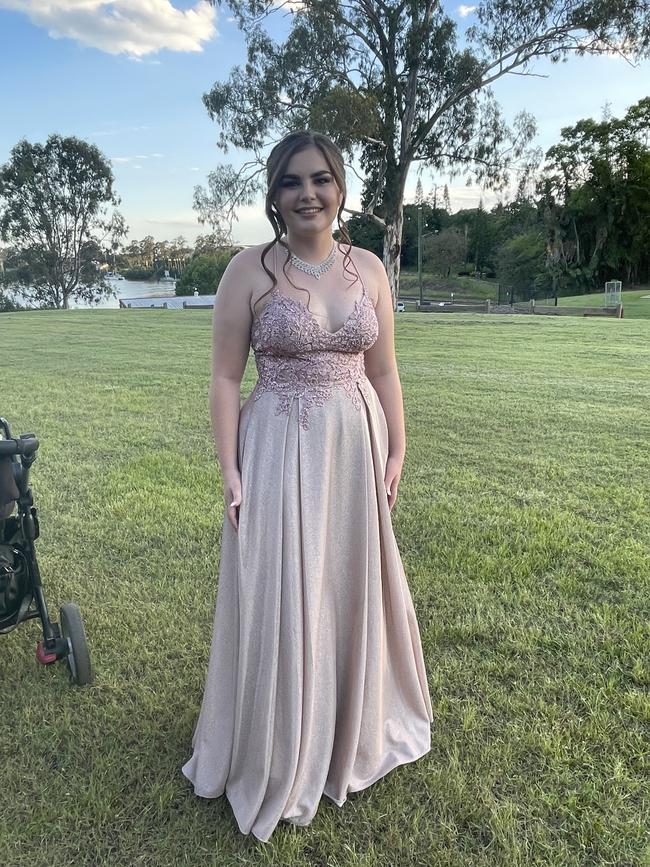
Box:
[182,266,433,842]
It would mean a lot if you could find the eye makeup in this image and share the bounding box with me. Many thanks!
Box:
[280,171,333,185]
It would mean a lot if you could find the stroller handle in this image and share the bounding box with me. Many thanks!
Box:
[0,434,40,458]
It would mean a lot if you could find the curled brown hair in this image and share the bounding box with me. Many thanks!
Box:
[254,130,359,317]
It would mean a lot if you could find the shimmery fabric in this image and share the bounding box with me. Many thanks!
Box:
[181,275,434,842]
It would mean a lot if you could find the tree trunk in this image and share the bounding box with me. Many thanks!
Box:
[380,141,408,307]
[572,218,581,264]
[588,225,608,276]
[383,211,403,308]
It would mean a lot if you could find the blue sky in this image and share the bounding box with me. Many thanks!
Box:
[0,1,648,246]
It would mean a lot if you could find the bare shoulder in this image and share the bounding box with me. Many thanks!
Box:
[217,243,273,302]
[346,244,387,305]
[347,244,383,270]
[224,243,269,279]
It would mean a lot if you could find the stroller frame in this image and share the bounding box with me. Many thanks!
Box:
[0,417,92,685]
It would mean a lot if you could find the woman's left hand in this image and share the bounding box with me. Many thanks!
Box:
[384,454,403,512]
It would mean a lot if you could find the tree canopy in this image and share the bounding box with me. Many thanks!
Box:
[195,0,650,301]
[540,97,650,290]
[0,135,126,309]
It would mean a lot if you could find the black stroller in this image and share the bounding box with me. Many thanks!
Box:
[0,417,92,685]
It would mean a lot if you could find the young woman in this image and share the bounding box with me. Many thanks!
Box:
[182,131,433,842]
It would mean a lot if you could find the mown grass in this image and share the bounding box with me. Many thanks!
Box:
[0,309,648,867]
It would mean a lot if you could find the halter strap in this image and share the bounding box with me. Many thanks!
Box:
[345,248,367,298]
[271,243,279,294]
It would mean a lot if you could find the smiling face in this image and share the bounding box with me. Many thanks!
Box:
[273,146,343,240]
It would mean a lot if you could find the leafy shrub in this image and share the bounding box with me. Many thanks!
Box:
[123,268,155,281]
[175,252,234,296]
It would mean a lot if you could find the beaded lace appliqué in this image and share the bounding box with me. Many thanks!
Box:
[250,286,379,431]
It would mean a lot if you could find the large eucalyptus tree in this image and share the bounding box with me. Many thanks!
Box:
[195,0,649,302]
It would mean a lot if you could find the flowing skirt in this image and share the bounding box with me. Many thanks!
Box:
[182,378,433,842]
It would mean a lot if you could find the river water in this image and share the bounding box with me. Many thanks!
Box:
[69,278,176,309]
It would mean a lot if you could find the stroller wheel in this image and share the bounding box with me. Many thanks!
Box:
[60,602,93,686]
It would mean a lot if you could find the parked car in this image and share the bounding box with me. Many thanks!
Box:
[396,301,405,313]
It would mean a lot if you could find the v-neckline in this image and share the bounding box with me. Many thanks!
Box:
[259,239,370,336]
[271,289,366,337]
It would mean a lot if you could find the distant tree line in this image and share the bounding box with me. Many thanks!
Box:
[114,234,241,296]
[2,97,647,310]
[346,99,650,300]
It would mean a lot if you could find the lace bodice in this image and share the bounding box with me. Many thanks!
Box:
[250,282,379,430]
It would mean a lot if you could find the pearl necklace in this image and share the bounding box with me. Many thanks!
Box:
[289,243,337,279]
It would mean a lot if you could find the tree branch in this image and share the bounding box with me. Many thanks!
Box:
[409,25,599,157]
[343,205,386,228]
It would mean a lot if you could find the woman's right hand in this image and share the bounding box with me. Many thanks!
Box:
[223,469,242,532]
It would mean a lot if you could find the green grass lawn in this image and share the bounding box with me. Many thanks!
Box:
[1,310,649,867]
[552,288,650,320]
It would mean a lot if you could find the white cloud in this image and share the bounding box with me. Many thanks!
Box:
[129,56,162,66]
[0,0,217,57]
[457,5,476,17]
[111,153,162,164]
